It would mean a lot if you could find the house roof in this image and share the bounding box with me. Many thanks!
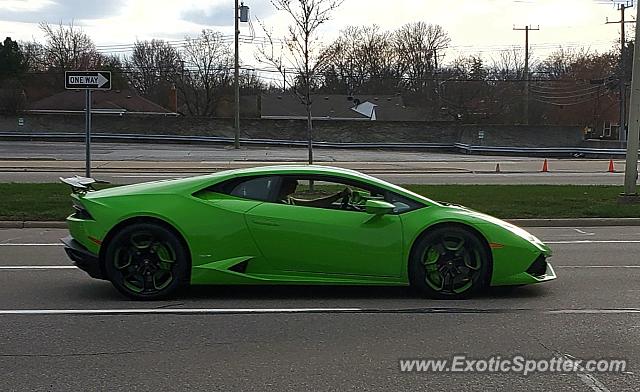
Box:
[28,89,172,114]
[260,94,427,121]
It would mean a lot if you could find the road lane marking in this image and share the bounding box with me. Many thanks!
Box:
[0,265,638,271]
[551,352,612,392]
[3,240,640,247]
[555,265,640,269]
[0,308,362,315]
[0,243,63,246]
[0,308,639,316]
[573,228,595,236]
[546,240,640,244]
[0,266,76,270]
[547,309,640,314]
[577,373,610,392]
[2,239,640,246]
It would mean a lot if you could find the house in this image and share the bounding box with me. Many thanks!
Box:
[259,94,428,121]
[28,89,174,115]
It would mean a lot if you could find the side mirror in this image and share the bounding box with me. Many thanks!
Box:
[365,199,396,215]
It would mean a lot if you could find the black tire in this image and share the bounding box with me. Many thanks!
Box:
[409,226,491,300]
[103,222,190,300]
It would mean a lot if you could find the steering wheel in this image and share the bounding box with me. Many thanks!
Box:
[340,188,352,209]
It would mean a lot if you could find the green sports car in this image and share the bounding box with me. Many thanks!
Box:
[61,165,556,300]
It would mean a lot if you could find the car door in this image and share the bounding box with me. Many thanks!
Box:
[245,176,404,278]
[189,175,281,269]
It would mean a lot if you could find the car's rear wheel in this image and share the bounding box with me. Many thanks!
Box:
[104,223,189,300]
[409,226,491,299]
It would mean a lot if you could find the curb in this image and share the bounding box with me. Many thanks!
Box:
[506,218,640,227]
[3,219,640,229]
[0,221,67,229]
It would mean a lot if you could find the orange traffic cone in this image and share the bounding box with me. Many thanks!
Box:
[541,159,549,173]
[608,159,615,173]
[495,163,501,173]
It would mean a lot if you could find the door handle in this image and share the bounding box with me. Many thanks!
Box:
[252,219,280,227]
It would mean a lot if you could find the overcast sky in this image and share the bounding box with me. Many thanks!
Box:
[0,0,636,64]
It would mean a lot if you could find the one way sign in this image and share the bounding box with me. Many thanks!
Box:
[65,71,111,90]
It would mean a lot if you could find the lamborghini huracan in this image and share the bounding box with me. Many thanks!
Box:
[61,165,556,300]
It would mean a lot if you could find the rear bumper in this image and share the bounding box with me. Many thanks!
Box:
[61,236,105,280]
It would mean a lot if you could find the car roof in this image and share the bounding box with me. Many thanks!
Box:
[212,165,437,206]
[219,165,364,177]
[84,164,438,207]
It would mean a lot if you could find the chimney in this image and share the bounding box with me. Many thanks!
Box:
[169,85,178,113]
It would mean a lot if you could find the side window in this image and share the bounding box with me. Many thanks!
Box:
[226,176,277,201]
[279,177,374,212]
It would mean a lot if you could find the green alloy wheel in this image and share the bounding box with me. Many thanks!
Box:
[409,226,491,299]
[104,223,189,300]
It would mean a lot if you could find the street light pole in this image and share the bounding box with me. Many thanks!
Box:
[234,0,240,149]
[622,3,640,197]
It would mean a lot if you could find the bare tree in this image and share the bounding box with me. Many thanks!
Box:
[178,30,233,116]
[19,41,46,72]
[535,47,617,81]
[126,39,182,107]
[239,69,267,94]
[258,0,344,164]
[394,22,450,94]
[489,48,526,80]
[530,48,618,126]
[321,25,400,94]
[39,22,102,70]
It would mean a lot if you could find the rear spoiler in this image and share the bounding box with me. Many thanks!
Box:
[60,176,110,193]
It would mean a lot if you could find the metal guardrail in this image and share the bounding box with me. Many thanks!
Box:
[0,131,628,157]
[455,143,628,156]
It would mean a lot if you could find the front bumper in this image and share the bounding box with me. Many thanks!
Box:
[526,254,557,282]
[61,236,105,280]
[491,252,557,286]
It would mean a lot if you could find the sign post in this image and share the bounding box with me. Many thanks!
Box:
[65,71,112,177]
[85,89,92,177]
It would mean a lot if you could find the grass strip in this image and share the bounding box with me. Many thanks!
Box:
[0,183,636,221]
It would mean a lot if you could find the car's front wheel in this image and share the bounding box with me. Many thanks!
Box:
[104,222,190,300]
[409,226,491,299]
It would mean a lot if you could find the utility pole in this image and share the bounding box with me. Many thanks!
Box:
[234,2,250,149]
[234,0,240,149]
[622,2,640,199]
[606,1,635,141]
[513,25,539,125]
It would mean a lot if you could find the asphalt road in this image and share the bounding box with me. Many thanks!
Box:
[0,226,638,391]
[0,170,628,185]
[0,141,632,185]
